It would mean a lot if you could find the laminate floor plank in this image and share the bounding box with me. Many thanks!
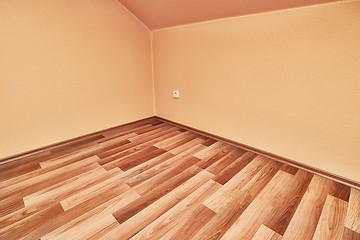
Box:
[205,148,246,175]
[0,161,42,182]
[0,199,25,219]
[154,131,196,149]
[102,170,214,239]
[282,175,343,240]
[313,195,348,240]
[132,123,167,135]
[166,137,204,155]
[99,129,180,167]
[105,145,159,168]
[131,180,221,240]
[0,120,358,239]
[0,203,65,239]
[196,144,236,169]
[44,213,117,240]
[120,152,175,186]
[88,221,120,240]
[345,188,360,233]
[97,132,137,147]
[257,169,313,235]
[280,164,299,175]
[0,151,101,190]
[113,166,202,224]
[42,189,140,240]
[97,126,178,160]
[203,156,271,212]
[193,141,230,161]
[46,135,105,157]
[118,147,167,171]
[126,124,175,142]
[202,138,217,146]
[0,150,50,166]
[39,145,103,169]
[196,159,282,239]
[252,224,282,240]
[0,168,114,228]
[164,134,201,153]
[221,198,273,239]
[169,204,216,240]
[23,166,108,207]
[125,144,205,188]
[100,124,153,139]
[0,156,101,202]
[330,182,351,202]
[21,183,134,240]
[213,151,256,185]
[343,227,360,240]
[133,122,167,134]
[60,169,129,211]
[133,156,200,196]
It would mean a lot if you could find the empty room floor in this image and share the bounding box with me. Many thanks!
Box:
[0,118,359,239]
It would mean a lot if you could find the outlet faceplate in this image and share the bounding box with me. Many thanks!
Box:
[172,90,180,99]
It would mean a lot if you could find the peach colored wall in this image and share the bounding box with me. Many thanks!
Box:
[153,1,360,182]
[0,0,153,158]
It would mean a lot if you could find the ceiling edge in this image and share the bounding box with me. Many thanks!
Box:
[114,0,150,32]
[150,0,344,32]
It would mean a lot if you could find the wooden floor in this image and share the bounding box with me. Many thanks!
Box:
[1,118,360,240]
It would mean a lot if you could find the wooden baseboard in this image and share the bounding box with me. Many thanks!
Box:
[0,116,157,162]
[2,115,359,189]
[155,116,360,189]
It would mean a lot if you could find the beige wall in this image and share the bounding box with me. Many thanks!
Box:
[153,1,360,181]
[0,0,153,158]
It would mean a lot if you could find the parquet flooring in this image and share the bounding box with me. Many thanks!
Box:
[0,118,359,239]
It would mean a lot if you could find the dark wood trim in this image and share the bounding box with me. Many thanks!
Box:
[2,115,359,189]
[155,116,360,190]
[0,116,157,162]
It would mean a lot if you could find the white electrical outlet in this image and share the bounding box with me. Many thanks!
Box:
[172,90,180,99]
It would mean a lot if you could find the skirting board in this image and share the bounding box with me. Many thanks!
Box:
[0,116,157,163]
[1,115,359,190]
[155,116,360,190]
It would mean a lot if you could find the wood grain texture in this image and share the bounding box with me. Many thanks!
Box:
[131,180,221,240]
[257,169,313,235]
[0,119,357,239]
[251,224,283,240]
[343,227,360,240]
[221,198,273,239]
[282,175,345,240]
[345,188,360,233]
[313,195,348,239]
